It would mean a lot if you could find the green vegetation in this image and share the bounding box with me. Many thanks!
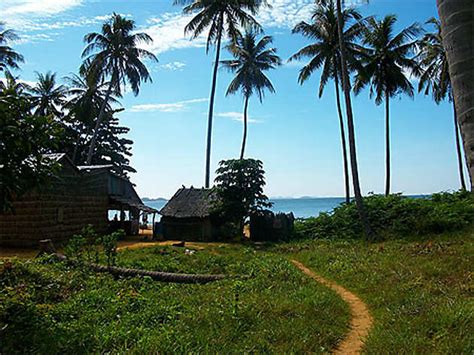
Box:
[213,158,272,235]
[295,191,474,240]
[0,83,62,212]
[0,244,349,354]
[279,229,474,353]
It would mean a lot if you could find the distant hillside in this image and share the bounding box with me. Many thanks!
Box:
[142,197,168,202]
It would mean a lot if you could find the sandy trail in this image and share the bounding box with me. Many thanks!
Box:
[291,260,373,355]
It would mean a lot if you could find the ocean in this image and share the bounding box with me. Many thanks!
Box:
[144,197,346,219]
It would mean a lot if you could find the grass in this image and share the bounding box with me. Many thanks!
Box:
[277,228,474,354]
[2,228,472,353]
[0,243,349,354]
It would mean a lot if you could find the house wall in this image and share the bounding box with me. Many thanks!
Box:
[0,168,109,247]
[161,216,215,242]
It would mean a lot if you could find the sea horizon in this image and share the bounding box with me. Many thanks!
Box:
[143,194,430,219]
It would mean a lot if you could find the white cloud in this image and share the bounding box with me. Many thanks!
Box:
[140,0,316,55]
[158,61,187,71]
[217,111,262,124]
[1,0,83,17]
[256,0,314,29]
[130,98,208,113]
[140,12,208,54]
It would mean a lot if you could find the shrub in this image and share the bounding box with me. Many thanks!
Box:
[102,230,124,267]
[294,191,474,240]
[64,227,125,266]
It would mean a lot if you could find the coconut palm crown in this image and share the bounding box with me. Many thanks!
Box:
[174,0,266,188]
[81,13,157,164]
[222,31,281,159]
[223,32,280,101]
[175,0,265,51]
[354,15,421,196]
[289,2,364,97]
[65,71,121,127]
[30,71,67,117]
[0,22,24,72]
[417,18,451,103]
[417,17,467,190]
[289,1,364,203]
[354,15,421,104]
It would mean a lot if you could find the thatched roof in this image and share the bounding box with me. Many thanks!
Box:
[160,187,216,218]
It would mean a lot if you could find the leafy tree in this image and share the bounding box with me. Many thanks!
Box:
[213,159,272,234]
[81,13,157,164]
[0,22,24,72]
[175,0,265,188]
[436,0,473,191]
[90,111,136,177]
[29,71,67,117]
[417,18,467,190]
[354,15,420,197]
[0,90,61,212]
[290,1,363,204]
[222,31,281,159]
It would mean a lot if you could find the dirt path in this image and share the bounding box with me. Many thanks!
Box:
[291,260,373,355]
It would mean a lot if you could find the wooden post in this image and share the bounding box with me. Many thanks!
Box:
[38,239,57,255]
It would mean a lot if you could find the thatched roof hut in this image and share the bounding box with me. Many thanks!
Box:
[159,187,221,241]
[0,154,157,247]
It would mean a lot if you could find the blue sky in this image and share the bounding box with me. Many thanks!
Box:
[2,0,469,198]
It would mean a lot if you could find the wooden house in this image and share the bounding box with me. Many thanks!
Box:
[0,154,156,247]
[159,187,222,241]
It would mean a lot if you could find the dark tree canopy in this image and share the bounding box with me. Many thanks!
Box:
[213,159,272,228]
[0,89,62,212]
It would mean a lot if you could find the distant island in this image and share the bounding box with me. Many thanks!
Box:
[142,197,168,202]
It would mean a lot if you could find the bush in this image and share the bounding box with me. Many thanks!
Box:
[295,191,474,240]
[64,227,124,266]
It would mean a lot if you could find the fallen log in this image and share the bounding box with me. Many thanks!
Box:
[38,239,226,284]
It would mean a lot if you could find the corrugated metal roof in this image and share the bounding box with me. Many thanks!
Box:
[77,165,114,170]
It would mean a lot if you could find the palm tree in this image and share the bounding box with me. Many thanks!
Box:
[417,17,467,190]
[81,13,157,164]
[65,71,120,128]
[64,71,121,163]
[0,71,28,95]
[436,0,473,191]
[174,0,265,188]
[30,71,67,117]
[332,0,373,239]
[0,22,24,72]
[354,15,420,196]
[289,1,363,204]
[222,32,281,159]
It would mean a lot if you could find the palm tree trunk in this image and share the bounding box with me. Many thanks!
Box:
[240,95,249,160]
[86,75,115,165]
[334,64,351,204]
[437,0,474,191]
[453,99,467,190]
[335,0,373,239]
[385,91,391,196]
[204,13,224,188]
